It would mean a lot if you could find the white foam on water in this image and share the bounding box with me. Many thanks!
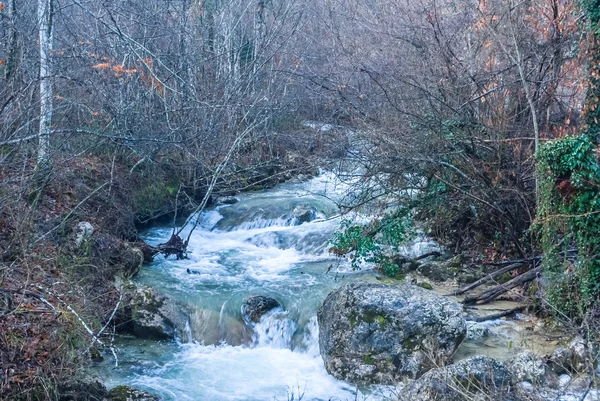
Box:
[123,343,374,401]
[108,172,426,400]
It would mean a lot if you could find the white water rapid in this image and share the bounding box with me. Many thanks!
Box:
[94,173,399,400]
[92,172,543,400]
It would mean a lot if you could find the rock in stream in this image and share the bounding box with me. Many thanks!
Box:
[317,282,467,384]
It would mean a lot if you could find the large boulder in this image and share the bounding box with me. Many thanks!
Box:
[292,205,317,224]
[242,295,281,323]
[318,282,467,384]
[403,356,513,401]
[122,282,189,341]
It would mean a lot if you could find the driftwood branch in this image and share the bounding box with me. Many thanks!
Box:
[471,306,527,322]
[452,262,527,296]
[463,266,541,305]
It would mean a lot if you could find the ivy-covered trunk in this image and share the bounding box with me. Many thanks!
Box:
[536,1,600,319]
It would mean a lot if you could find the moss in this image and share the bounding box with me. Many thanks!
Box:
[362,312,383,324]
[133,179,179,219]
[418,282,433,290]
[394,272,406,281]
[363,354,377,365]
[499,272,512,284]
[348,315,357,328]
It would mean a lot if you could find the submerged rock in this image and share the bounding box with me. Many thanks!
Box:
[106,385,159,401]
[318,282,466,384]
[216,196,239,205]
[292,205,317,224]
[404,356,513,401]
[242,295,281,323]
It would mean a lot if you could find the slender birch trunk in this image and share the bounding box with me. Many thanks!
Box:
[37,0,53,164]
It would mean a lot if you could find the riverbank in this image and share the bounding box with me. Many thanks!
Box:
[0,127,337,400]
[85,172,600,401]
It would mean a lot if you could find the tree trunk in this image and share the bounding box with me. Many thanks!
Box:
[37,0,53,165]
[5,0,18,81]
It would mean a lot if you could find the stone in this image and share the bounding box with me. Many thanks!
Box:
[318,282,467,384]
[403,356,513,401]
[106,385,159,401]
[508,351,558,387]
[74,221,94,247]
[123,282,189,341]
[550,337,596,374]
[58,379,107,401]
[292,205,316,224]
[242,295,281,323]
[417,261,452,282]
[216,196,239,205]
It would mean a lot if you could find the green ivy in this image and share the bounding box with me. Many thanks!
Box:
[328,207,414,276]
[536,134,600,318]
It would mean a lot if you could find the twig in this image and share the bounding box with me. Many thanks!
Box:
[0,287,58,316]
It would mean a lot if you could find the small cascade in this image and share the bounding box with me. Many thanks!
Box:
[302,316,320,357]
[252,309,297,349]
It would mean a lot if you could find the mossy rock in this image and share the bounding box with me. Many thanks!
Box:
[417,282,433,290]
[106,385,159,401]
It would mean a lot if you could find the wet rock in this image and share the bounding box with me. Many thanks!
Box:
[465,321,490,340]
[508,351,558,387]
[549,337,597,374]
[106,385,159,401]
[122,282,189,341]
[318,282,466,384]
[417,255,462,281]
[187,308,253,346]
[58,379,107,401]
[242,295,281,323]
[403,356,513,401]
[292,205,316,224]
[74,221,94,247]
[217,196,239,205]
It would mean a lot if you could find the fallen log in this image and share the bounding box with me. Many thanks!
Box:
[452,262,527,296]
[463,266,541,305]
[472,306,527,322]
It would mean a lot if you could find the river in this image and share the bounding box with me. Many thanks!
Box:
[92,171,556,400]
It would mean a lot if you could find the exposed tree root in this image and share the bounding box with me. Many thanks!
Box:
[157,234,188,260]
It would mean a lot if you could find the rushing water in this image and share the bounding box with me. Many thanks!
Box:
[94,173,399,400]
[92,172,557,400]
